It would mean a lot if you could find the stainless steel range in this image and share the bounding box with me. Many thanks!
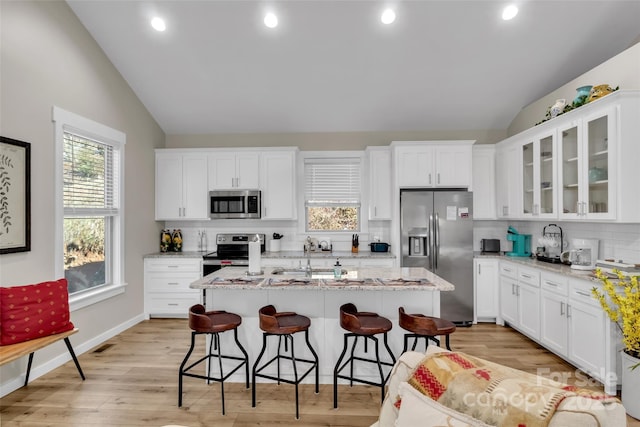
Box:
[202,233,265,276]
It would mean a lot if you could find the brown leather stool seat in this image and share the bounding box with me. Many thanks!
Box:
[178,304,249,415]
[399,306,456,353]
[333,303,396,408]
[252,305,319,420]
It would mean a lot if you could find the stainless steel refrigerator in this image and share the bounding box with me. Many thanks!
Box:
[400,189,474,325]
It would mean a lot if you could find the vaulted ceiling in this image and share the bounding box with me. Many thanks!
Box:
[67,1,640,135]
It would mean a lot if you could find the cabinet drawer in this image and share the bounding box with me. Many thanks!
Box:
[518,267,540,286]
[146,274,201,292]
[147,295,201,317]
[499,262,518,279]
[144,258,201,272]
[540,272,568,296]
[569,279,599,308]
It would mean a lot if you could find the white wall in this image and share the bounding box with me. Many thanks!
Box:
[0,1,164,394]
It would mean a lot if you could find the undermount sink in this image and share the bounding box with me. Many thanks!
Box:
[271,267,347,277]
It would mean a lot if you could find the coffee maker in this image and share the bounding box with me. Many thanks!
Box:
[561,238,599,270]
[506,226,532,257]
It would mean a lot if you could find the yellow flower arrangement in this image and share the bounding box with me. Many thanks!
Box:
[592,269,640,370]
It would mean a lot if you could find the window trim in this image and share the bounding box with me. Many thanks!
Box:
[52,106,127,311]
[298,151,367,235]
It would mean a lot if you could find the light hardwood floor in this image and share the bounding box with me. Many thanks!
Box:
[1,319,638,426]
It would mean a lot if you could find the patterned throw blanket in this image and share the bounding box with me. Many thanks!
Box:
[405,352,618,427]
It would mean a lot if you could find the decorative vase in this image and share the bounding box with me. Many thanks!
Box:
[550,99,566,118]
[587,84,614,103]
[573,85,592,106]
[621,350,640,420]
[160,229,172,252]
[171,229,183,252]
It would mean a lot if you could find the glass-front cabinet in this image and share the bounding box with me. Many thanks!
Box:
[520,132,556,218]
[558,106,615,220]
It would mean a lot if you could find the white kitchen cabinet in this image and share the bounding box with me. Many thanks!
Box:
[367,147,392,220]
[393,141,474,189]
[495,143,521,219]
[567,278,606,378]
[471,145,496,219]
[517,267,541,341]
[208,151,260,190]
[497,262,540,341]
[540,272,569,355]
[498,90,640,223]
[155,151,208,220]
[144,257,202,318]
[519,130,557,218]
[496,262,616,394]
[260,149,297,220]
[474,258,499,322]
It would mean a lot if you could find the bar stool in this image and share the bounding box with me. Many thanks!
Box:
[333,303,396,407]
[252,304,319,419]
[398,307,456,353]
[178,304,249,414]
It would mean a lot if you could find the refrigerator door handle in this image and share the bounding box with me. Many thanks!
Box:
[434,212,439,269]
[427,214,436,270]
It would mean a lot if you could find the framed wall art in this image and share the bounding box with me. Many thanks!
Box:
[0,136,31,254]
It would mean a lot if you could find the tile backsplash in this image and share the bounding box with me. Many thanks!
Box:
[473,220,640,263]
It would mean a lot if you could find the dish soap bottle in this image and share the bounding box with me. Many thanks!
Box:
[333,258,342,278]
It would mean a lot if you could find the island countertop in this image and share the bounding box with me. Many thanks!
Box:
[190,266,455,291]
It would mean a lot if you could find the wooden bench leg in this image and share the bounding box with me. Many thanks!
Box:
[64,337,86,381]
[23,338,85,386]
[24,353,35,386]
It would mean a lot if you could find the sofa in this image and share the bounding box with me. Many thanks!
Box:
[372,346,626,427]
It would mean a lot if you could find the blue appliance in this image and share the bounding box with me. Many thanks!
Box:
[506,226,531,257]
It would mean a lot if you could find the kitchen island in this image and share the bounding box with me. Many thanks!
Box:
[190,266,454,384]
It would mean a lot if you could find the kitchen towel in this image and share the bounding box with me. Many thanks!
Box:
[249,240,262,273]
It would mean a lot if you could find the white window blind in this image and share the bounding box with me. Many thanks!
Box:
[63,132,119,215]
[304,158,361,206]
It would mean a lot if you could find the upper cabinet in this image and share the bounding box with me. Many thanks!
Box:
[495,143,521,219]
[472,145,496,220]
[496,90,640,222]
[260,149,298,220]
[519,130,557,218]
[393,141,474,189]
[558,108,615,220]
[155,151,208,220]
[208,151,260,190]
[367,147,392,220]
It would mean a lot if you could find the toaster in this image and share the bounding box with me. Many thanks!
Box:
[480,239,501,253]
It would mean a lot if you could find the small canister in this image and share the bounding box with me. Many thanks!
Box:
[160,229,172,252]
[171,229,183,252]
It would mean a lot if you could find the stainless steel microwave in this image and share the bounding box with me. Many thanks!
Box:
[209,190,261,219]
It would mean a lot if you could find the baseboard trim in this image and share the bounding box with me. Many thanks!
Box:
[0,313,146,397]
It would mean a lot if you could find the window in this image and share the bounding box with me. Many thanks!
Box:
[304,157,361,232]
[53,107,126,309]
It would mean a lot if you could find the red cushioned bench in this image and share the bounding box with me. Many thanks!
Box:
[0,278,86,386]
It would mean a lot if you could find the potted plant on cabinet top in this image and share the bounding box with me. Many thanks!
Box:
[592,270,640,419]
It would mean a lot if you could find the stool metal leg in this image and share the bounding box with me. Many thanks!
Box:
[178,332,197,407]
[233,327,250,389]
[333,333,350,408]
[305,329,319,394]
[252,333,269,408]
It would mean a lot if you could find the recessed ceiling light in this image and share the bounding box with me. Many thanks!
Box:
[151,17,166,32]
[264,12,278,28]
[381,9,396,25]
[502,5,518,20]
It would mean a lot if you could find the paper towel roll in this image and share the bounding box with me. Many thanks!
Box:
[249,240,262,273]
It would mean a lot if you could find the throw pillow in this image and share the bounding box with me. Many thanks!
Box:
[1,279,74,345]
